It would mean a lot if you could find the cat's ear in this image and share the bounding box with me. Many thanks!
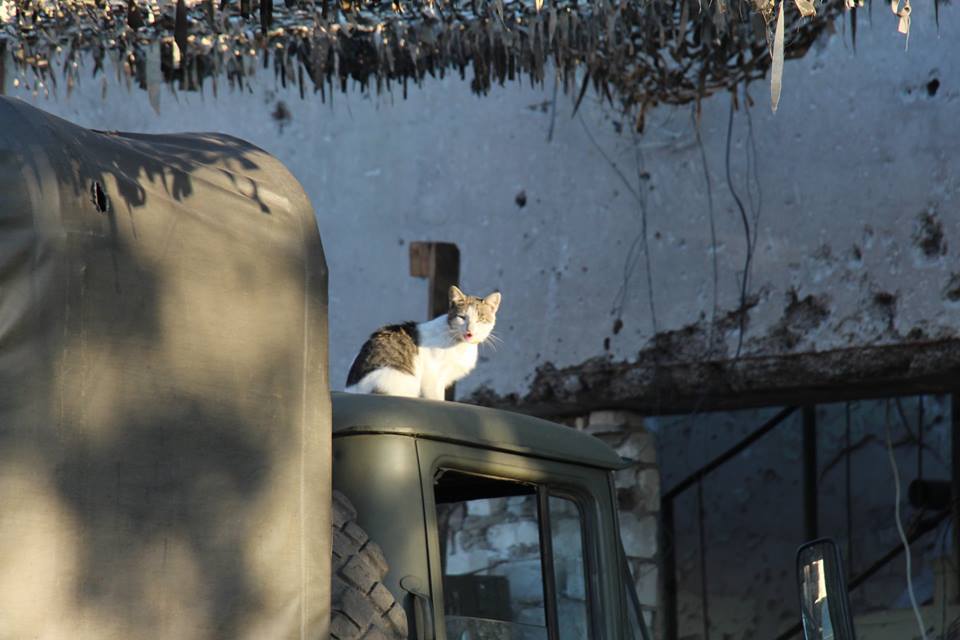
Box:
[449,285,466,306]
[483,291,502,313]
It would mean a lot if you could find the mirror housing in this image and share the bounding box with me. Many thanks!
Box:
[796,538,856,640]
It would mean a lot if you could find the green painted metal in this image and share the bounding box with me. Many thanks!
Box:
[332,393,645,639]
[414,439,627,639]
[332,392,626,470]
[331,434,429,631]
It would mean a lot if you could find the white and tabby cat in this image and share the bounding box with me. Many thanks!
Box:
[344,286,501,400]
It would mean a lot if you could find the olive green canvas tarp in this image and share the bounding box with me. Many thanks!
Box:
[0,97,330,639]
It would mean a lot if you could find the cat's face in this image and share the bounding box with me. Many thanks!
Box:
[447,286,501,345]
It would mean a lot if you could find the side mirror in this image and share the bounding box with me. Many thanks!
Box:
[796,538,856,640]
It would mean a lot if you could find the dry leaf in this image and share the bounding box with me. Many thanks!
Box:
[890,0,911,48]
[146,42,161,114]
[795,0,816,17]
[770,0,784,112]
[0,0,853,119]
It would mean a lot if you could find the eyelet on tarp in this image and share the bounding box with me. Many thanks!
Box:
[91,180,109,214]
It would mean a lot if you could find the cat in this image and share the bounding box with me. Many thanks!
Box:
[344,286,501,400]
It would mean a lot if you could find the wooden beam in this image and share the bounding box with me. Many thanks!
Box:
[467,339,960,418]
[409,241,460,400]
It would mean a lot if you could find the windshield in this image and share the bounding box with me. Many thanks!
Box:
[622,548,654,640]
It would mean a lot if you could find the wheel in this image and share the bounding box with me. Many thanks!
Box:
[331,491,409,639]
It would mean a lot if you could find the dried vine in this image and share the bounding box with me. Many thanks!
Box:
[0,0,852,120]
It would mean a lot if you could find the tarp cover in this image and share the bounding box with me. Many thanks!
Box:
[0,97,330,639]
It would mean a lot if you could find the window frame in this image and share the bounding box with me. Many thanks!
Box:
[545,489,598,640]
[418,438,613,640]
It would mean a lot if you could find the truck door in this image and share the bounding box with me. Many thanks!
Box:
[415,439,624,640]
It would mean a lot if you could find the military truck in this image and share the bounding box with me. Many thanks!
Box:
[0,96,651,640]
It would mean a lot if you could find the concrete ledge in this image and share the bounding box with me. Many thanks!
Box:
[467,339,960,417]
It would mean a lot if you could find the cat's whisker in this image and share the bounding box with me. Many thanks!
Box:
[482,333,503,352]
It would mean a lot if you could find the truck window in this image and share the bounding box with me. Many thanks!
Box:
[434,470,592,640]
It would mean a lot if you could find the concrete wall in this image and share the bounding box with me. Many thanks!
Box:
[8,5,958,401]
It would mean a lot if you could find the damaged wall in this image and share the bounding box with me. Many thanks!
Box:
[9,6,959,405]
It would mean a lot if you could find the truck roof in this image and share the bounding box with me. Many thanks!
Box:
[332,392,626,469]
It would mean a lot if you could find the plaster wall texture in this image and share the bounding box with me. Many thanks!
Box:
[8,5,959,401]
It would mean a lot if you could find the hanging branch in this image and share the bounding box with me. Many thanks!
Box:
[0,0,853,116]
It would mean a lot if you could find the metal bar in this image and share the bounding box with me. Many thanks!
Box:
[661,496,679,640]
[697,480,710,640]
[952,393,960,601]
[845,402,853,580]
[803,406,818,541]
[773,510,950,640]
[537,488,561,640]
[663,406,798,500]
[918,395,925,480]
[847,517,947,591]
[622,554,653,640]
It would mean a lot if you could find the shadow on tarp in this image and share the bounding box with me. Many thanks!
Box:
[0,96,330,639]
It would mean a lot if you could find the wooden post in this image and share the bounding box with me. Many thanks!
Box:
[409,242,460,400]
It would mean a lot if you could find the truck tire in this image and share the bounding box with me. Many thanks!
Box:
[331,491,409,640]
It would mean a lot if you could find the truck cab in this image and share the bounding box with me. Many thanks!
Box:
[332,392,651,640]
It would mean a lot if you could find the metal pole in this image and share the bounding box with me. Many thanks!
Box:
[661,496,678,640]
[952,393,960,601]
[845,402,853,580]
[663,407,797,500]
[918,395,924,480]
[697,480,710,640]
[803,406,818,542]
[537,489,560,640]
